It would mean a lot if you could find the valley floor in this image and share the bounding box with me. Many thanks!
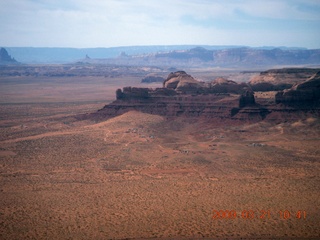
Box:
[1,102,320,239]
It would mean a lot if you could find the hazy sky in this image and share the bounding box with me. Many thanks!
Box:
[1,0,320,48]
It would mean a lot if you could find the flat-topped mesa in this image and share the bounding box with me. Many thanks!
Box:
[116,87,150,100]
[84,69,320,122]
[116,71,251,101]
[96,71,267,120]
[275,71,320,105]
[116,71,202,100]
[249,68,320,91]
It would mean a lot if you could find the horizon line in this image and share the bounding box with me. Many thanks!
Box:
[1,45,316,50]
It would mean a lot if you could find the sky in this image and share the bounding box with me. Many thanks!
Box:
[0,0,320,49]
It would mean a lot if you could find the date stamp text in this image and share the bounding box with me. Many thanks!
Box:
[212,210,307,220]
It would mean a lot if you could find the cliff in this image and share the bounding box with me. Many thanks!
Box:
[249,68,320,91]
[91,71,276,122]
[275,72,320,105]
[87,70,320,123]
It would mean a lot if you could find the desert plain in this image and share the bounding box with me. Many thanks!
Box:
[0,70,320,240]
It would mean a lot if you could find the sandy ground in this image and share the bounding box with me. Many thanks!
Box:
[0,106,320,239]
[0,75,319,239]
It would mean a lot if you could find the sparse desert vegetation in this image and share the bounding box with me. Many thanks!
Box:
[0,69,320,239]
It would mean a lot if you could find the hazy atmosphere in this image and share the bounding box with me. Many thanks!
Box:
[1,0,320,48]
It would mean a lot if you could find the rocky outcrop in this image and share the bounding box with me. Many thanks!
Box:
[86,70,320,122]
[239,90,256,108]
[275,72,320,105]
[249,68,320,91]
[94,71,266,121]
[163,71,204,93]
[163,72,251,94]
[0,48,17,64]
[116,87,150,100]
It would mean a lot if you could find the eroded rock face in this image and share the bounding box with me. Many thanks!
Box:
[87,69,320,122]
[163,72,250,94]
[275,72,320,105]
[163,71,203,93]
[239,90,256,108]
[116,87,149,100]
[97,71,263,120]
[249,68,320,91]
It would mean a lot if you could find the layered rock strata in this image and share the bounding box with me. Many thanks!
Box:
[275,72,320,105]
[95,71,273,121]
[90,70,320,122]
[249,68,320,91]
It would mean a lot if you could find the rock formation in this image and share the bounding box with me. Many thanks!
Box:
[249,68,320,91]
[163,71,204,93]
[91,71,267,121]
[239,90,256,108]
[116,87,150,100]
[162,72,250,94]
[86,70,320,122]
[0,48,17,64]
[275,71,320,105]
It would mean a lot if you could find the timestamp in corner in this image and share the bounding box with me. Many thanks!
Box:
[212,209,307,220]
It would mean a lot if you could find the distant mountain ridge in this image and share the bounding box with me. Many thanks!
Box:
[130,47,320,67]
[4,45,243,64]
[2,45,320,68]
